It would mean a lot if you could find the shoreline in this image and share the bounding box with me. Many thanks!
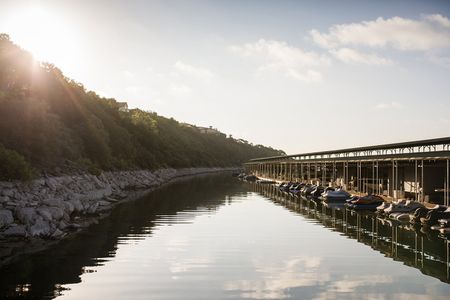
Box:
[0,167,238,267]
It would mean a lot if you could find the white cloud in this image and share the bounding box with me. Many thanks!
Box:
[169,83,191,96]
[375,101,403,109]
[426,53,450,68]
[123,70,135,79]
[329,48,393,65]
[310,14,450,51]
[286,69,323,82]
[125,85,142,94]
[174,61,213,82]
[230,39,330,83]
[425,14,450,28]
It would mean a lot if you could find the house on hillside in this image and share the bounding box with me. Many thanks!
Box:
[197,126,226,137]
[181,123,227,137]
[117,102,129,112]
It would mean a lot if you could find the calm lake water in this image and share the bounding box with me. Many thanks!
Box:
[1,173,450,299]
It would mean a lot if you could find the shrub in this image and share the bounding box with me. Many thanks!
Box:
[0,145,32,180]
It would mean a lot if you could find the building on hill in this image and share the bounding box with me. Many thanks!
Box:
[197,126,226,137]
[117,102,128,112]
[181,123,226,137]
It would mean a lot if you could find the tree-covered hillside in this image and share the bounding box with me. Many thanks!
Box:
[0,34,285,180]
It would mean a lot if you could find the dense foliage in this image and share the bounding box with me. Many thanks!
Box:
[0,34,284,179]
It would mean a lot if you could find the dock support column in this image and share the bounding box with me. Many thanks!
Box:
[300,163,304,182]
[346,162,349,189]
[289,163,293,181]
[445,159,450,206]
[421,160,424,202]
[307,163,311,183]
[357,161,361,195]
[372,161,374,195]
[342,161,347,189]
[415,160,418,201]
[314,163,318,184]
[391,160,395,199]
[395,160,398,199]
[376,161,379,195]
[332,161,336,187]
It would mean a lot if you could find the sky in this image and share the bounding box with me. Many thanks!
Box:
[0,0,449,154]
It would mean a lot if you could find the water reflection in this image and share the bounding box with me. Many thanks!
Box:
[224,256,326,299]
[250,182,450,284]
[0,174,244,299]
[0,176,450,299]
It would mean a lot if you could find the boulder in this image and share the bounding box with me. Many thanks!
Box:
[2,224,26,237]
[58,220,68,230]
[62,201,75,214]
[37,207,53,222]
[29,217,51,237]
[48,207,64,220]
[0,196,9,204]
[105,197,119,203]
[83,188,111,201]
[66,192,84,202]
[42,197,64,208]
[0,209,14,228]
[16,207,37,225]
[87,202,99,214]
[98,200,111,207]
[45,178,58,191]
[93,176,105,188]
[69,199,83,213]
[1,189,14,197]
[51,229,65,239]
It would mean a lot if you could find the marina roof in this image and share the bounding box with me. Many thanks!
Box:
[249,137,450,162]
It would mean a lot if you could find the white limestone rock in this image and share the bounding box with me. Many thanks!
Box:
[37,207,53,222]
[51,229,65,239]
[86,202,99,214]
[1,189,14,197]
[29,217,51,237]
[62,201,75,214]
[16,207,37,225]
[42,197,64,208]
[45,178,57,191]
[2,224,26,237]
[69,199,83,213]
[0,196,9,204]
[0,209,14,228]
[48,207,64,220]
[98,200,111,207]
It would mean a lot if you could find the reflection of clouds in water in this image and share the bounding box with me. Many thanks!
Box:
[165,237,212,277]
[315,293,450,300]
[224,256,327,299]
[328,275,392,293]
[223,257,450,300]
[311,275,392,300]
[166,237,189,252]
[169,257,211,274]
[312,275,450,300]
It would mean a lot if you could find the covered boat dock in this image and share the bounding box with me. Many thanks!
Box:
[244,137,450,205]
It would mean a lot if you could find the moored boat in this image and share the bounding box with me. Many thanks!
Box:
[322,189,351,203]
[345,194,384,210]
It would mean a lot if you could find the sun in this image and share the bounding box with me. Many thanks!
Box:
[2,5,80,68]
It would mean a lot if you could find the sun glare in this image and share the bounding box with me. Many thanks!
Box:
[3,5,80,69]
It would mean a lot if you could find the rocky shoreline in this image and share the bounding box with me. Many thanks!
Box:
[0,167,236,266]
